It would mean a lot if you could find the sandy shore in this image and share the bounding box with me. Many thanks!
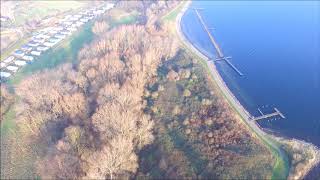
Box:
[175,1,320,179]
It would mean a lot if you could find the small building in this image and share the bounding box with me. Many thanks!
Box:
[30,51,41,56]
[6,66,19,72]
[0,71,11,78]
[37,46,50,51]
[28,41,40,47]
[3,56,14,63]
[22,55,34,61]
[21,45,33,51]
[14,60,27,66]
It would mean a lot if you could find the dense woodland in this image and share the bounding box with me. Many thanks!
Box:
[136,50,275,179]
[1,1,179,179]
[2,1,309,179]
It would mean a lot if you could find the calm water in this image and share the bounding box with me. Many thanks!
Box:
[181,1,320,148]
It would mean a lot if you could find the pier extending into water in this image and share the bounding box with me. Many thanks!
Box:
[251,108,286,121]
[194,8,243,76]
[193,8,285,122]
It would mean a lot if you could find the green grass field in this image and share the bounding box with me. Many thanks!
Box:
[13,1,88,26]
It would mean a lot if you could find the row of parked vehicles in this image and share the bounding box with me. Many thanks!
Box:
[0,3,114,83]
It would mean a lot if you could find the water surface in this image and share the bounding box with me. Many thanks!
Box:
[181,1,320,146]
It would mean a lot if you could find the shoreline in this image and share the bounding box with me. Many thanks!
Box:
[175,1,320,178]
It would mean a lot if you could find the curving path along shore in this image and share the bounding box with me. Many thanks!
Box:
[175,1,320,179]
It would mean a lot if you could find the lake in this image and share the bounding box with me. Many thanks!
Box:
[181,1,320,149]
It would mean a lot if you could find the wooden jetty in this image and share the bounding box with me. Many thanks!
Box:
[194,8,243,76]
[251,108,286,121]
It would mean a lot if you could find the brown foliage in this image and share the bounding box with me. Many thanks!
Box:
[14,18,178,179]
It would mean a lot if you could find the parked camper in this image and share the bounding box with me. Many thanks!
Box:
[28,41,40,47]
[67,27,77,32]
[61,30,71,35]
[14,49,25,57]
[33,38,46,43]
[0,62,6,68]
[0,71,11,78]
[3,56,14,64]
[75,21,84,27]
[22,55,34,61]
[6,66,19,72]
[31,51,41,56]
[63,21,73,26]
[49,37,61,43]
[55,34,66,39]
[80,18,89,23]
[14,60,27,66]
[44,42,56,47]
[49,30,58,34]
[37,46,50,51]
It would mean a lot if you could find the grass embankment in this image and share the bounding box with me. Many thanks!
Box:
[162,2,290,179]
[162,1,187,22]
